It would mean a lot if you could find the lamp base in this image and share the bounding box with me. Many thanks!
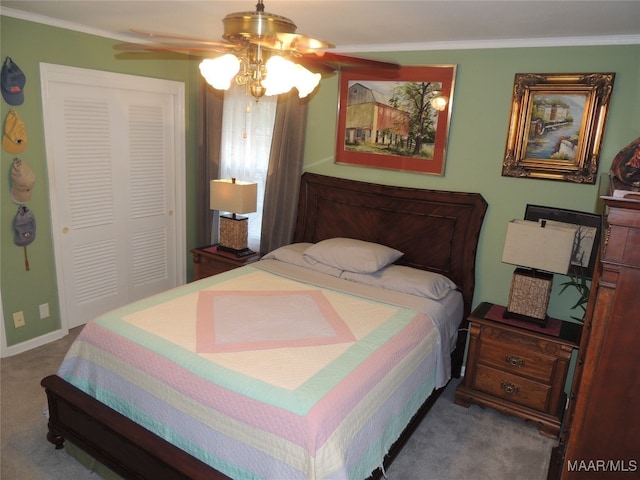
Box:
[504,268,553,327]
[219,214,249,253]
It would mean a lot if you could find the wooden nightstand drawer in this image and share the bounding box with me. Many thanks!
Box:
[478,338,556,384]
[196,258,230,278]
[474,364,551,411]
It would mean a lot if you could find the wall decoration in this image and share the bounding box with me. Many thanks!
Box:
[524,204,601,279]
[502,72,615,184]
[335,65,456,175]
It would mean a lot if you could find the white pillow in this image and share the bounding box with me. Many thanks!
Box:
[262,243,343,277]
[341,264,457,300]
[303,238,403,274]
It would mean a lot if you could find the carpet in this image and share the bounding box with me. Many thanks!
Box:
[1,327,556,479]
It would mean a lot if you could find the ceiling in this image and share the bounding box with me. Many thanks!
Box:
[2,1,639,53]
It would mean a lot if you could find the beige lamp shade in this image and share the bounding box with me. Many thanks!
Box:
[210,179,257,215]
[502,220,577,275]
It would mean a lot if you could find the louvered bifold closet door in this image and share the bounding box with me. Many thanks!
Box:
[45,79,177,329]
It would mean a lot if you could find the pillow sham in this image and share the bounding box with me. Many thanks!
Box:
[303,237,403,274]
[262,243,343,277]
[341,264,458,300]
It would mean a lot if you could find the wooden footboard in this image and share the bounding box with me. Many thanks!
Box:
[42,374,444,480]
[41,374,230,480]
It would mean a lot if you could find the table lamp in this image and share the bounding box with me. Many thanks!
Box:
[210,178,257,256]
[501,219,577,326]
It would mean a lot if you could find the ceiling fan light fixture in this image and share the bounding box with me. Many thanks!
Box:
[292,64,322,98]
[261,56,321,98]
[262,55,296,96]
[200,51,321,99]
[199,55,241,90]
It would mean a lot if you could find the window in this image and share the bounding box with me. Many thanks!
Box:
[219,85,277,251]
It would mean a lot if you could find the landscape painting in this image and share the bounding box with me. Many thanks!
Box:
[502,72,615,184]
[335,65,456,175]
[524,93,588,161]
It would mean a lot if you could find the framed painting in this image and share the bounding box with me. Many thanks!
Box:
[524,204,602,279]
[502,72,615,184]
[335,65,456,175]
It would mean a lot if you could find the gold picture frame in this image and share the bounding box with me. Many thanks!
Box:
[502,72,615,184]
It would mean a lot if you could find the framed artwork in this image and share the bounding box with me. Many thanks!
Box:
[335,65,456,175]
[502,72,615,184]
[524,204,602,279]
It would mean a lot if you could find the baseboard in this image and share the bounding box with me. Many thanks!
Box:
[2,328,68,357]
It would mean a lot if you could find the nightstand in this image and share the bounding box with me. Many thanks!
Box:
[454,302,581,437]
[191,245,261,280]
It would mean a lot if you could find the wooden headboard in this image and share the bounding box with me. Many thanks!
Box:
[294,173,488,319]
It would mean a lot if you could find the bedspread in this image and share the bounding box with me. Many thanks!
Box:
[58,264,448,480]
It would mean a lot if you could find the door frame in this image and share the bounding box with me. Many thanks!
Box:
[40,63,186,335]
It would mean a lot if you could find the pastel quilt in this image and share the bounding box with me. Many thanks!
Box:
[58,265,443,479]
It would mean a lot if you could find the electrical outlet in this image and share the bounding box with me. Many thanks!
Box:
[39,303,50,319]
[13,311,25,328]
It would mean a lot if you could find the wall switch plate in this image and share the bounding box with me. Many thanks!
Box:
[39,303,50,319]
[13,311,25,328]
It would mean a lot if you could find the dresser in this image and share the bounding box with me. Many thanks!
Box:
[191,245,261,280]
[455,302,580,438]
[548,176,640,479]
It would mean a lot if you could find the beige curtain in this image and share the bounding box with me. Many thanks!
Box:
[196,81,224,247]
[260,93,309,254]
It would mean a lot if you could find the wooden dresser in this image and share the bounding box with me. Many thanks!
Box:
[548,176,640,479]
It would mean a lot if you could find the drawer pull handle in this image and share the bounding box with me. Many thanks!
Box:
[505,355,525,367]
[500,381,520,395]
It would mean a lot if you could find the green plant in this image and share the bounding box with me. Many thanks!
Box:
[559,231,590,323]
[558,269,590,323]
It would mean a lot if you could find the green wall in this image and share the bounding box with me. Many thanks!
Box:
[303,45,639,320]
[1,16,200,349]
[1,13,639,350]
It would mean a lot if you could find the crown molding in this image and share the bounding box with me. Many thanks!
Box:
[0,7,140,43]
[3,6,639,52]
[332,34,640,53]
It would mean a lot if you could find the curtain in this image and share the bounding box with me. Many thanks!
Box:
[197,83,308,254]
[196,81,224,247]
[219,85,277,252]
[260,92,309,254]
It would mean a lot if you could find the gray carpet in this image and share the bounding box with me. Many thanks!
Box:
[1,328,556,479]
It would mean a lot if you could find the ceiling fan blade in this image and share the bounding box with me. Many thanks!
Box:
[270,33,335,53]
[311,51,400,69]
[129,29,228,47]
[113,42,236,57]
[114,51,202,61]
[298,51,400,78]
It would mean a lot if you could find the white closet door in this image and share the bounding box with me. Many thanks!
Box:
[41,65,185,329]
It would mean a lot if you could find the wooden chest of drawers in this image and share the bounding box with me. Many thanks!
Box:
[455,302,580,437]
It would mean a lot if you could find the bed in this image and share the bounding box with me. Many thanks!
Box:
[41,173,487,480]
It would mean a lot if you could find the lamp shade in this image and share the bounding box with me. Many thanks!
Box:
[210,179,257,215]
[502,220,577,275]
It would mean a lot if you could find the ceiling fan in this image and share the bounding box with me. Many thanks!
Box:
[114,0,400,99]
